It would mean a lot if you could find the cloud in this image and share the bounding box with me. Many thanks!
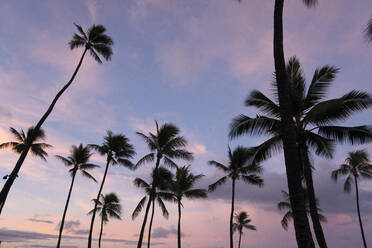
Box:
[26,218,53,224]
[189,143,208,155]
[151,226,182,239]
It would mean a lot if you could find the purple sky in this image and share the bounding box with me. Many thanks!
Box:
[0,0,372,247]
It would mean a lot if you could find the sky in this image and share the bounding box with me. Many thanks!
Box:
[0,0,372,247]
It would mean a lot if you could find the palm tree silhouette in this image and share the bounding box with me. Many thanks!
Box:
[230,56,372,247]
[135,121,193,248]
[0,127,52,180]
[277,190,326,231]
[169,165,207,248]
[232,211,256,248]
[132,167,174,248]
[365,17,372,43]
[0,23,113,215]
[87,131,135,248]
[208,146,263,248]
[88,193,122,248]
[332,150,372,248]
[55,144,98,248]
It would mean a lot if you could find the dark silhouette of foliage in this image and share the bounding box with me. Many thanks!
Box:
[232,211,256,248]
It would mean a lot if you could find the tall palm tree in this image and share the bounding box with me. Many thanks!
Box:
[87,131,135,248]
[169,165,207,248]
[232,211,256,248]
[0,23,113,215]
[332,150,372,248]
[364,17,372,43]
[278,190,326,231]
[132,167,174,248]
[55,144,98,248]
[135,121,193,248]
[208,146,263,248]
[88,193,122,248]
[230,56,372,247]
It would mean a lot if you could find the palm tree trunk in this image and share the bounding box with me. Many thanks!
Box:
[354,175,368,248]
[0,48,88,215]
[88,157,111,248]
[99,215,104,248]
[230,179,236,248]
[238,231,242,248]
[273,1,314,247]
[56,172,77,248]
[137,196,153,248]
[300,145,328,248]
[177,200,182,248]
[147,198,155,248]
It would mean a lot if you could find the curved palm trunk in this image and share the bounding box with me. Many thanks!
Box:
[147,198,156,248]
[354,176,368,248]
[230,179,236,248]
[238,230,242,248]
[99,215,104,248]
[300,145,328,248]
[273,1,314,247]
[56,172,77,248]
[0,48,88,215]
[177,201,182,248]
[88,157,111,248]
[137,196,153,248]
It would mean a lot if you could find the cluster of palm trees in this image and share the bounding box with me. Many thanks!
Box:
[0,1,371,248]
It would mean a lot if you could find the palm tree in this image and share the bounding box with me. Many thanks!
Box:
[208,146,263,248]
[135,121,193,248]
[169,165,207,248]
[232,211,256,248]
[278,190,326,231]
[332,150,372,248]
[55,144,98,248]
[0,23,113,215]
[88,193,122,248]
[364,17,372,43]
[230,56,372,247]
[87,131,135,248]
[0,127,52,180]
[132,167,174,248]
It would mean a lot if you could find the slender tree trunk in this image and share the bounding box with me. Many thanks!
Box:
[300,144,328,248]
[354,176,368,248]
[99,215,104,248]
[0,48,88,215]
[230,179,236,248]
[88,157,111,248]
[273,1,314,247]
[56,172,77,248]
[238,231,242,248]
[147,198,155,248]
[177,200,182,248]
[137,196,153,248]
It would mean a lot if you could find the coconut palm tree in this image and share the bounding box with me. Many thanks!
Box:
[230,56,372,247]
[135,121,193,248]
[169,165,207,248]
[88,193,122,248]
[332,150,372,248]
[55,144,98,248]
[232,211,256,248]
[0,126,52,180]
[87,131,135,248]
[208,146,263,248]
[278,190,326,231]
[132,167,174,248]
[364,17,372,43]
[0,23,113,215]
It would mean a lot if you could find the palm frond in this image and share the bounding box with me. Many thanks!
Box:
[318,125,372,145]
[157,197,169,218]
[343,175,353,193]
[302,0,318,8]
[132,196,147,220]
[364,16,372,43]
[55,155,73,166]
[251,135,282,163]
[89,49,102,64]
[208,160,229,172]
[245,90,280,118]
[208,176,228,192]
[133,178,150,189]
[305,131,334,159]
[229,115,281,139]
[134,153,155,169]
[81,170,97,182]
[241,175,264,187]
[184,189,207,199]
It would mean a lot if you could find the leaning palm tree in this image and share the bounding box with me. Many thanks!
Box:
[55,144,98,248]
[0,127,52,180]
[232,211,256,248]
[332,150,372,248]
[88,193,122,248]
[278,190,327,231]
[135,121,193,248]
[132,167,174,248]
[0,23,113,215]
[87,131,135,248]
[169,165,207,248]
[364,17,372,43]
[208,146,263,248]
[230,56,372,248]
